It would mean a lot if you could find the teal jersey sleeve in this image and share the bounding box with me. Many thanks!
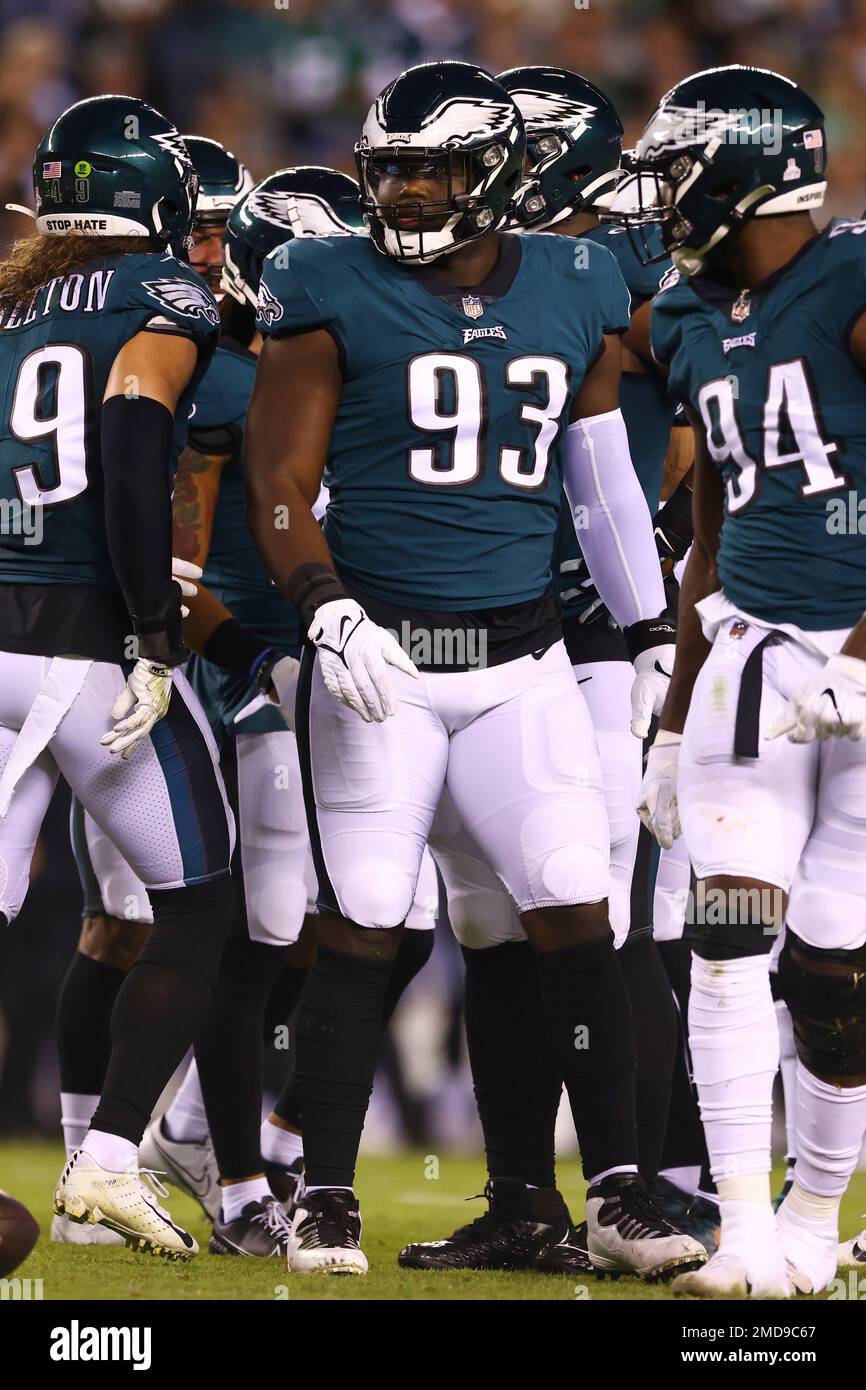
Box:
[649,271,690,396]
[584,222,673,307]
[116,253,220,344]
[569,235,632,335]
[256,237,341,341]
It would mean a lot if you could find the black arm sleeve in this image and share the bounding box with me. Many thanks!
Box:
[101,394,185,665]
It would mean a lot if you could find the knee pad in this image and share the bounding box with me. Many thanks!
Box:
[338,863,415,930]
[532,843,609,912]
[242,868,308,947]
[777,929,866,1076]
[144,874,232,990]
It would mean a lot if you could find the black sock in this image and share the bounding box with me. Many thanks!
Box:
[263,962,309,1043]
[90,877,231,1144]
[294,944,392,1188]
[536,937,637,1180]
[57,951,126,1094]
[273,928,433,1134]
[657,938,712,1177]
[462,942,561,1188]
[618,929,677,1183]
[194,937,288,1179]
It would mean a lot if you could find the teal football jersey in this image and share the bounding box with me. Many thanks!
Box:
[257,231,630,610]
[556,221,677,622]
[0,251,218,590]
[183,338,300,741]
[652,223,866,630]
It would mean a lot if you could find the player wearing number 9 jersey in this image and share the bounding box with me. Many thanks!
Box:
[634,65,866,1299]
[0,95,234,1259]
[245,60,706,1280]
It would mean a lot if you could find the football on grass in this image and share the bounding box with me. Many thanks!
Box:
[0,1190,39,1277]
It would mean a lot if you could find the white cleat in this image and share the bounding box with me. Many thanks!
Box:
[50,1211,125,1246]
[287,1189,368,1275]
[586,1174,707,1283]
[139,1116,221,1221]
[776,1199,838,1295]
[838,1226,866,1271]
[673,1248,792,1299]
[53,1149,198,1261]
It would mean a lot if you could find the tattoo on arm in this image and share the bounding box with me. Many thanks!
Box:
[172,447,229,567]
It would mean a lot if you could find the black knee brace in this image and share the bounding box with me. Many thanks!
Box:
[777,928,866,1077]
[691,879,781,961]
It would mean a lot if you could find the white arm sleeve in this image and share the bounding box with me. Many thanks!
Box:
[562,408,666,630]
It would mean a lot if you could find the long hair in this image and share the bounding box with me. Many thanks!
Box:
[0,233,155,312]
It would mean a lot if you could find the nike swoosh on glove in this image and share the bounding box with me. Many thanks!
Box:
[637,734,682,849]
[171,556,203,619]
[630,644,675,739]
[309,599,419,723]
[766,653,866,743]
[100,658,173,759]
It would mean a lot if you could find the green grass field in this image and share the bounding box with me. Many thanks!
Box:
[3,1142,865,1301]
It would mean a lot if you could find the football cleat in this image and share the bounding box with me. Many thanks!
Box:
[654,1176,694,1226]
[398,1177,591,1274]
[53,1149,198,1260]
[838,1225,866,1270]
[680,1195,721,1258]
[139,1116,221,1222]
[776,1196,838,1295]
[50,1211,125,1246]
[209,1197,292,1258]
[673,1248,791,1299]
[287,1189,368,1275]
[265,1157,305,1218]
[586,1173,707,1282]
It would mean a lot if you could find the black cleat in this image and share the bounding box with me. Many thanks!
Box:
[208,1196,292,1257]
[398,1177,592,1274]
[265,1157,305,1217]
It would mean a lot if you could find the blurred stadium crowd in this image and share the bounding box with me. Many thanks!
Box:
[0,0,863,1146]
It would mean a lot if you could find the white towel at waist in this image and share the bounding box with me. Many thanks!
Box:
[0,656,92,818]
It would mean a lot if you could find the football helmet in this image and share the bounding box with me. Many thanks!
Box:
[622,65,826,275]
[498,66,624,230]
[222,166,364,308]
[34,96,197,258]
[355,61,525,264]
[183,136,254,293]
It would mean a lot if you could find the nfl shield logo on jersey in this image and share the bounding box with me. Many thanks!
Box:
[462,295,484,320]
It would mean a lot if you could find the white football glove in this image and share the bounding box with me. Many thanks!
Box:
[171,556,203,619]
[637,732,682,849]
[766,653,866,744]
[309,598,419,723]
[630,642,675,739]
[100,658,173,759]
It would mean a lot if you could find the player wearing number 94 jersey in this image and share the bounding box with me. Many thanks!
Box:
[633,65,866,1299]
[245,60,703,1279]
[0,95,234,1259]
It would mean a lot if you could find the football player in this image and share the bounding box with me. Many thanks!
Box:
[53,134,256,1246]
[398,65,710,1274]
[0,96,235,1258]
[636,65,866,1297]
[245,60,706,1279]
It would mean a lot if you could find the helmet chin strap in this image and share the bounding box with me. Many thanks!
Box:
[672,183,775,276]
[5,203,35,219]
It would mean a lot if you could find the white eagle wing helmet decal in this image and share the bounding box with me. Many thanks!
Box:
[363,93,517,151]
[246,188,360,238]
[256,277,284,327]
[142,277,219,326]
[506,88,598,136]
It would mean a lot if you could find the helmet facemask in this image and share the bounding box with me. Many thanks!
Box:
[357,141,514,264]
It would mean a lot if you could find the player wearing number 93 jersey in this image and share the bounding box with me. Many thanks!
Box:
[634,65,866,1299]
[246,60,704,1281]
